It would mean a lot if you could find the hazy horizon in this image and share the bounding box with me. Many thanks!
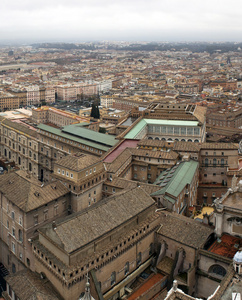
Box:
[1,0,242,45]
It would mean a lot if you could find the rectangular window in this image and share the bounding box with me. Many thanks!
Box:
[34,216,38,225]
[70,173,73,178]
[12,242,15,254]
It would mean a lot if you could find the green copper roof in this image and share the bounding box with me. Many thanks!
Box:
[62,124,117,147]
[152,160,198,198]
[124,119,147,139]
[124,118,199,139]
[37,124,117,151]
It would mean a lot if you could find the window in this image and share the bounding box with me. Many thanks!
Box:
[66,172,69,177]
[11,211,15,220]
[205,158,208,167]
[208,264,226,277]
[213,159,217,167]
[124,262,129,275]
[18,230,23,242]
[112,188,115,193]
[111,272,116,286]
[34,216,38,225]
[137,252,142,266]
[12,228,15,238]
[12,242,15,254]
[149,243,154,255]
[12,263,16,274]
[221,158,224,166]
[62,170,65,175]
[86,171,88,176]
[90,169,92,174]
[93,167,96,172]
[70,173,73,178]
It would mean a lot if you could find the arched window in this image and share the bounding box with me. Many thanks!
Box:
[111,271,116,285]
[213,159,217,167]
[208,264,226,277]
[205,158,208,167]
[29,163,32,172]
[221,158,224,167]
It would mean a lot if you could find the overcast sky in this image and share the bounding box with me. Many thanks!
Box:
[1,0,242,44]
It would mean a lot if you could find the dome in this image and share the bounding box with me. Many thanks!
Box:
[233,250,242,263]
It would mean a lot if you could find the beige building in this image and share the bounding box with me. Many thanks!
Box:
[0,170,70,275]
[0,92,19,111]
[32,106,90,127]
[52,152,106,212]
[0,117,39,177]
[32,187,160,300]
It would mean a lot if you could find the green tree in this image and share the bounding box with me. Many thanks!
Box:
[90,104,100,119]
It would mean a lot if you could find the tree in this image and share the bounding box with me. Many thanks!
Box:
[90,104,100,119]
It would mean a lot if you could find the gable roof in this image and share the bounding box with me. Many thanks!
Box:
[39,187,155,253]
[157,212,213,249]
[0,171,69,212]
[55,152,101,171]
[4,269,62,300]
[152,160,198,199]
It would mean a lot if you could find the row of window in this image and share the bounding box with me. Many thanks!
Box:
[58,169,74,178]
[147,125,200,136]
[39,131,103,154]
[204,158,227,167]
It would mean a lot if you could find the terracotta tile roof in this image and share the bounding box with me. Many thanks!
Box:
[137,139,173,148]
[131,148,179,160]
[200,142,238,149]
[173,141,201,152]
[104,177,161,195]
[4,269,62,300]
[55,152,101,171]
[157,212,213,249]
[39,187,155,253]
[0,171,69,212]
[104,148,133,173]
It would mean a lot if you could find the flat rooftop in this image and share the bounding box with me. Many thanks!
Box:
[124,118,199,139]
[128,273,165,300]
[222,192,242,212]
[208,234,242,259]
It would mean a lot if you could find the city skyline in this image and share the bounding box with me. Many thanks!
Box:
[1,0,242,44]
